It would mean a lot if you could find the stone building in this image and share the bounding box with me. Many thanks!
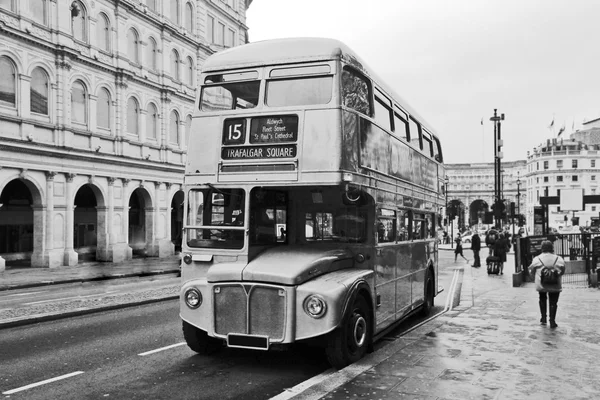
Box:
[526,121,600,230]
[445,160,527,231]
[0,0,252,270]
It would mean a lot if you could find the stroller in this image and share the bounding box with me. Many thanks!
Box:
[486,254,500,275]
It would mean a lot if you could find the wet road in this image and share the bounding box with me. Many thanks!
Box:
[0,253,461,399]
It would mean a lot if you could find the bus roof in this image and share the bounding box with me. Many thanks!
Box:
[202,37,440,141]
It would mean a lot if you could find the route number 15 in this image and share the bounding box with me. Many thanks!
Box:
[223,118,246,145]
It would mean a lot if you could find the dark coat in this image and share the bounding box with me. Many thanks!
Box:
[494,237,509,262]
[471,234,481,251]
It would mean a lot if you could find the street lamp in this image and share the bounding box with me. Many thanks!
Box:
[444,176,449,244]
[516,174,521,226]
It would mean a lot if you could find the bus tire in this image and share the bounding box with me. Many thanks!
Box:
[420,271,435,317]
[325,295,372,369]
[182,320,222,355]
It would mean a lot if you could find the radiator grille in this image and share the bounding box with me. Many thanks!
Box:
[214,284,286,341]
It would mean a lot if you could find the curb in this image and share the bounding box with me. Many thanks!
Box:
[0,269,181,292]
[0,294,179,330]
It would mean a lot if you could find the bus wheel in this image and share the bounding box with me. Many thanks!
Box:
[326,296,372,369]
[182,321,222,355]
[420,272,435,317]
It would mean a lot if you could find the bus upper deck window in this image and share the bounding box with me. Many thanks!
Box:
[341,67,372,116]
[266,76,333,107]
[200,78,260,111]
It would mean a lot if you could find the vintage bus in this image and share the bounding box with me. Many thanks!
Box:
[180,37,446,369]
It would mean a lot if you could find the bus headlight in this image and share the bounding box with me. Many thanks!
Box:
[183,253,192,264]
[184,288,202,309]
[304,295,327,318]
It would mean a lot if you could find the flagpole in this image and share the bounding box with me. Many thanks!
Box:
[481,118,485,163]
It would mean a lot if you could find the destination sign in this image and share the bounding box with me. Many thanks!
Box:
[221,144,297,160]
[250,115,298,144]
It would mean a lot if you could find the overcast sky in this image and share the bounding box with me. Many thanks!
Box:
[246,0,600,164]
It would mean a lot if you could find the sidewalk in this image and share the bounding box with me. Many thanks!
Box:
[0,255,181,328]
[284,258,599,400]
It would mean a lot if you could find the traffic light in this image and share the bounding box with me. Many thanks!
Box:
[510,202,515,217]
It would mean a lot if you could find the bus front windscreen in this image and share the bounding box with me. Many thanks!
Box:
[185,188,246,249]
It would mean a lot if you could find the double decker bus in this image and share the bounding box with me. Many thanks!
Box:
[180,37,446,369]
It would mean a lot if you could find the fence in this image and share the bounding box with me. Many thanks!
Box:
[517,233,599,287]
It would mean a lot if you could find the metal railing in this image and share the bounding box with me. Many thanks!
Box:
[517,233,599,287]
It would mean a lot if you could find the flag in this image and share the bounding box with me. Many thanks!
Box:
[572,120,575,131]
[548,118,554,129]
[557,125,565,137]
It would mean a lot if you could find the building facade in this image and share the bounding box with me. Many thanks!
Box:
[0,0,252,270]
[526,121,600,231]
[445,160,527,231]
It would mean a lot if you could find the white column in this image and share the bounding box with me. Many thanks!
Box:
[63,173,78,265]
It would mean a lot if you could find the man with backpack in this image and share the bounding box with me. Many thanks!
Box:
[528,240,566,329]
[485,228,498,256]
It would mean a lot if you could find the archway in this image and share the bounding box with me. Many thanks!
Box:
[128,188,152,257]
[469,199,489,228]
[0,180,35,266]
[171,190,184,252]
[73,184,98,261]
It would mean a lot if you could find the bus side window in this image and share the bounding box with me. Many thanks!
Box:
[421,129,434,158]
[413,213,425,240]
[398,210,410,241]
[408,117,422,151]
[393,107,409,142]
[425,214,434,239]
[433,136,443,163]
[377,209,396,243]
[341,67,372,116]
[374,89,392,131]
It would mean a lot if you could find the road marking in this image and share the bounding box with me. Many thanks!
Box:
[24,292,116,305]
[443,269,460,311]
[2,371,84,395]
[138,342,186,356]
[3,291,46,297]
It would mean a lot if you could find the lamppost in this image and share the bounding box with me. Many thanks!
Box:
[490,109,505,229]
[444,176,449,246]
[516,174,521,226]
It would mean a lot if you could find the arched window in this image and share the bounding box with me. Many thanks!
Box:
[128,28,139,64]
[147,37,157,70]
[30,67,49,115]
[127,97,139,135]
[185,114,192,147]
[170,0,180,25]
[0,56,16,107]
[97,88,111,129]
[186,56,194,86]
[71,80,87,124]
[170,49,179,81]
[0,0,15,12]
[184,2,193,32]
[71,1,87,42]
[170,110,179,144]
[97,13,110,52]
[146,0,156,12]
[31,0,48,25]
[146,103,158,140]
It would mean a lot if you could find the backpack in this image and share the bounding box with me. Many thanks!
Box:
[486,231,497,246]
[540,257,560,285]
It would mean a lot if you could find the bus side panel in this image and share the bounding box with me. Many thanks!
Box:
[410,242,428,305]
[396,244,413,320]
[186,116,222,176]
[301,109,342,174]
[341,110,360,172]
[374,243,412,332]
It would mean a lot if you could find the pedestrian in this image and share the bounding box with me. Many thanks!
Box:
[471,232,481,268]
[443,230,449,244]
[528,240,566,328]
[493,232,509,275]
[454,234,468,263]
[485,228,498,256]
